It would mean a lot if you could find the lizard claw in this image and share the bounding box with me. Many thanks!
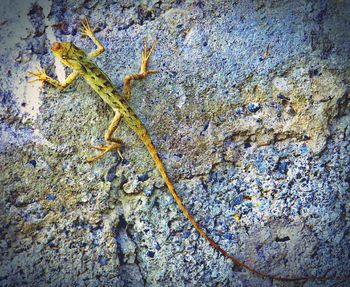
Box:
[142,38,157,61]
[80,16,97,38]
[28,68,48,82]
[141,38,157,73]
[28,68,48,90]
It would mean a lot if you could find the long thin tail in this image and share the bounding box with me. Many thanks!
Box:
[138,132,328,282]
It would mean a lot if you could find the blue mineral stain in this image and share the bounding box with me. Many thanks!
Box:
[244,201,253,208]
[47,194,56,201]
[247,103,261,113]
[235,106,244,115]
[300,143,309,155]
[98,256,108,266]
[259,203,266,211]
[277,93,290,100]
[241,206,250,215]
[182,230,190,239]
[154,242,161,251]
[106,164,118,182]
[121,158,129,165]
[60,205,66,213]
[223,140,232,148]
[138,173,149,182]
[47,242,55,248]
[233,183,241,193]
[29,159,37,167]
[1,90,13,105]
[255,244,265,259]
[91,228,99,237]
[223,233,233,240]
[208,171,219,184]
[143,186,154,196]
[92,239,99,247]
[297,199,303,207]
[277,162,288,174]
[232,194,243,206]
[307,193,315,203]
[202,121,209,133]
[244,142,251,148]
[218,220,228,231]
[255,154,267,173]
[255,178,262,186]
[146,250,155,258]
[164,196,174,206]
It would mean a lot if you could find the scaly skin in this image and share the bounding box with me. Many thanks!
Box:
[28,17,344,283]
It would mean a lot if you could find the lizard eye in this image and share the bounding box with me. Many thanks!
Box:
[51,42,62,51]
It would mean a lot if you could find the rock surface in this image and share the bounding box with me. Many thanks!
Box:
[0,0,349,286]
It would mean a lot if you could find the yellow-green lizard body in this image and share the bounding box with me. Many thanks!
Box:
[28,17,340,282]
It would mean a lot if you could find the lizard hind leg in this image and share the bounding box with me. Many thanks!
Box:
[87,111,124,163]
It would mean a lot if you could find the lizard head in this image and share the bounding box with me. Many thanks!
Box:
[51,42,87,70]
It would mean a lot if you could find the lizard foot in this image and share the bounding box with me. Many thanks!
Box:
[80,16,96,38]
[87,142,123,163]
[140,38,158,74]
[28,68,48,84]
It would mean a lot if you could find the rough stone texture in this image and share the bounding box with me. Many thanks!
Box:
[0,0,349,286]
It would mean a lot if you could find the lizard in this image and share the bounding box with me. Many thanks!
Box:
[28,17,344,283]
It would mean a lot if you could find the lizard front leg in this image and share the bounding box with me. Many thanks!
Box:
[80,17,105,59]
[124,38,158,100]
[87,111,123,162]
[28,68,79,89]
